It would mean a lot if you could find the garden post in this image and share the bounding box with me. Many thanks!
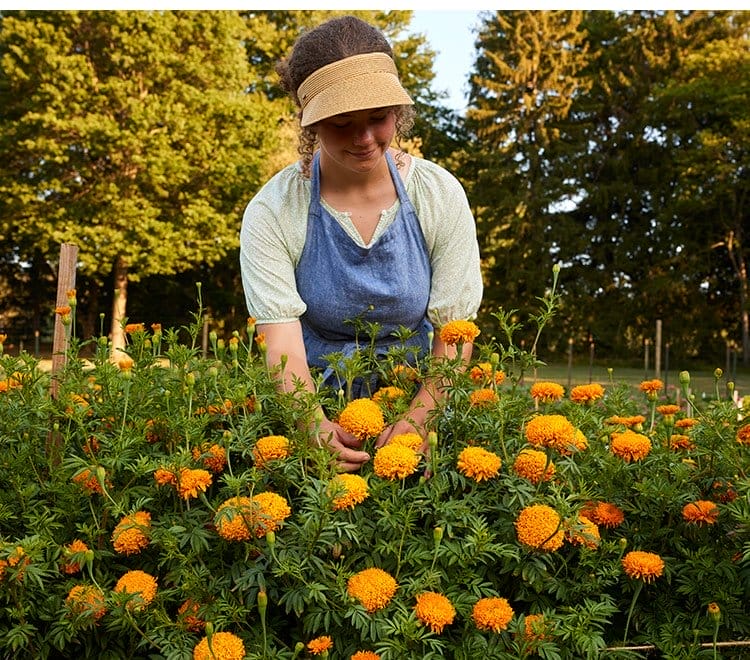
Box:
[50,242,78,400]
[655,319,662,379]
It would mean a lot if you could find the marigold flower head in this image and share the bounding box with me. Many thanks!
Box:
[639,379,664,398]
[670,434,695,451]
[529,381,565,403]
[525,414,576,453]
[154,467,177,486]
[471,596,514,633]
[177,468,212,500]
[177,598,206,632]
[606,415,646,429]
[559,428,588,456]
[192,442,227,473]
[347,567,398,612]
[569,383,605,405]
[55,305,72,316]
[61,539,89,574]
[439,319,480,345]
[330,473,369,511]
[372,386,406,406]
[736,423,750,446]
[338,398,385,441]
[117,355,134,372]
[469,387,499,407]
[610,430,652,462]
[112,511,151,555]
[307,636,333,655]
[682,500,719,525]
[457,446,501,482]
[66,584,106,621]
[124,323,145,334]
[675,417,699,430]
[565,515,600,549]
[252,434,291,468]
[657,404,680,416]
[114,569,158,609]
[580,501,625,528]
[392,364,420,383]
[215,493,291,541]
[622,550,664,583]
[351,652,380,660]
[470,362,505,386]
[512,448,555,484]
[389,432,423,451]
[373,443,420,480]
[0,546,28,582]
[193,631,246,660]
[515,504,564,551]
[414,591,456,634]
[523,613,549,641]
[73,468,104,495]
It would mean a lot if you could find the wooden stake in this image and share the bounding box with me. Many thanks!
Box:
[50,243,78,399]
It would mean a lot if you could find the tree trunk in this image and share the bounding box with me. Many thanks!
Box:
[110,254,128,362]
[725,229,750,366]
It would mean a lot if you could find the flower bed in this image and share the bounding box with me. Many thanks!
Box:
[0,309,748,659]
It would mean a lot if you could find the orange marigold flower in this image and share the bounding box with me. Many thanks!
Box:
[558,428,588,456]
[330,473,369,511]
[307,636,334,655]
[154,467,177,486]
[523,613,549,641]
[439,319,480,346]
[61,539,89,574]
[0,546,29,581]
[55,305,72,316]
[469,388,499,407]
[639,379,664,397]
[515,504,564,552]
[610,430,652,462]
[389,432,423,451]
[347,567,398,612]
[252,434,291,468]
[193,631,246,660]
[605,415,646,429]
[712,480,738,503]
[457,446,501,482]
[373,443,420,480]
[392,364,420,383]
[192,442,227,473]
[338,398,385,441]
[657,404,680,416]
[622,550,664,583]
[372,386,406,406]
[471,596,514,633]
[565,515,600,549]
[73,468,105,495]
[736,423,750,446]
[529,381,565,403]
[414,591,456,634]
[569,383,605,404]
[65,584,106,621]
[512,448,555,484]
[117,355,134,372]
[675,417,699,430]
[114,569,158,609]
[580,501,625,528]
[670,434,695,451]
[470,362,505,386]
[682,500,719,525]
[525,414,576,453]
[124,323,145,334]
[177,598,206,632]
[352,652,380,660]
[177,468,212,500]
[112,511,151,556]
[215,493,291,541]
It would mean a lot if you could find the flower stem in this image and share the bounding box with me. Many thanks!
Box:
[623,581,643,643]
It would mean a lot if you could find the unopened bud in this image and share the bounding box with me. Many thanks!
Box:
[257,589,268,616]
[428,431,438,451]
[707,602,721,623]
[714,368,723,380]
[265,530,275,547]
[433,526,444,544]
[679,371,691,387]
[490,352,500,367]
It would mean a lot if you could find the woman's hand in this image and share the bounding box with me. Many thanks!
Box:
[315,416,370,472]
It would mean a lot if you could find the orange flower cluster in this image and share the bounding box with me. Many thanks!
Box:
[512,448,555,484]
[622,550,664,583]
[215,493,291,541]
[457,446,501,482]
[347,567,398,612]
[330,473,369,511]
[580,501,625,528]
[177,468,212,500]
[736,423,750,446]
[414,591,456,634]
[657,404,680,416]
[193,631,246,660]
[565,515,600,549]
[515,504,564,551]
[569,383,605,405]
[639,379,664,398]
[439,319,480,346]
[307,636,333,655]
[529,381,565,403]
[675,417,698,430]
[72,468,105,495]
[523,613,549,641]
[65,584,106,621]
[372,386,406,406]
[112,511,151,556]
[471,596,514,633]
[154,467,177,486]
[373,444,420,480]
[469,362,505,386]
[61,539,89,574]
[610,430,652,462]
[192,443,228,473]
[0,546,28,582]
[605,415,646,429]
[252,435,291,468]
[351,652,380,660]
[670,434,695,451]
[469,388,499,407]
[389,433,422,451]
[114,569,158,610]
[338,398,386,441]
[682,500,719,525]
[525,414,576,454]
[177,599,206,632]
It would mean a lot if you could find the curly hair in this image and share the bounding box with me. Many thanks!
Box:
[276,15,415,176]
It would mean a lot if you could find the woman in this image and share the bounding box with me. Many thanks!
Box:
[240,15,482,471]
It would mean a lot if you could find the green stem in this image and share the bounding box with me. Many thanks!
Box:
[623,581,643,643]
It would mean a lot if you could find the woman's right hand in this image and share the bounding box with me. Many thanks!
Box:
[314,417,370,472]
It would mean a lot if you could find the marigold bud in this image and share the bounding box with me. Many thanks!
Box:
[707,602,721,623]
[679,371,690,387]
[433,526,444,543]
[257,589,268,616]
[266,531,275,547]
[714,368,723,380]
[428,431,438,451]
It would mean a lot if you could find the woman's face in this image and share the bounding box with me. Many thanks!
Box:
[315,107,396,175]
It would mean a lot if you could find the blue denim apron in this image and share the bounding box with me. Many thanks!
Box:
[296,151,432,398]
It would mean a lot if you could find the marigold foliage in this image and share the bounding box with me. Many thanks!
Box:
[622,550,664,583]
[414,591,456,634]
[347,567,398,612]
[438,319,480,345]
[471,596,514,633]
[193,631,246,660]
[338,398,386,441]
[457,445,501,482]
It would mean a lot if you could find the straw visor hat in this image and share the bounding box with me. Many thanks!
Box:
[297,52,413,127]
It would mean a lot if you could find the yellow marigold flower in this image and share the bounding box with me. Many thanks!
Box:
[529,381,565,403]
[177,598,206,632]
[580,501,625,528]
[610,430,652,462]
[193,631,246,660]
[66,584,106,621]
[117,355,134,372]
[639,379,664,397]
[347,567,398,612]
[372,386,406,406]
[736,423,750,446]
[177,468,212,500]
[682,500,719,525]
[373,443,420,480]
[114,569,158,609]
[154,467,177,486]
[457,446,501,482]
[675,417,699,430]
[512,448,555,484]
[622,550,664,583]
[414,591,456,634]
[515,504,564,552]
[558,428,588,456]
[307,636,333,655]
[470,362,505,386]
[112,511,151,556]
[569,383,605,404]
[523,613,549,641]
[471,596,514,633]
[352,652,380,660]
[330,473,369,511]
[565,515,600,549]
[389,432,423,451]
[192,442,227,473]
[392,364,420,383]
[525,414,576,453]
[252,434,291,468]
[657,404,680,416]
[469,387,499,406]
[61,539,89,575]
[605,415,646,429]
[670,434,695,451]
[215,493,291,541]
[338,398,385,441]
[73,468,105,495]
[439,319,480,345]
